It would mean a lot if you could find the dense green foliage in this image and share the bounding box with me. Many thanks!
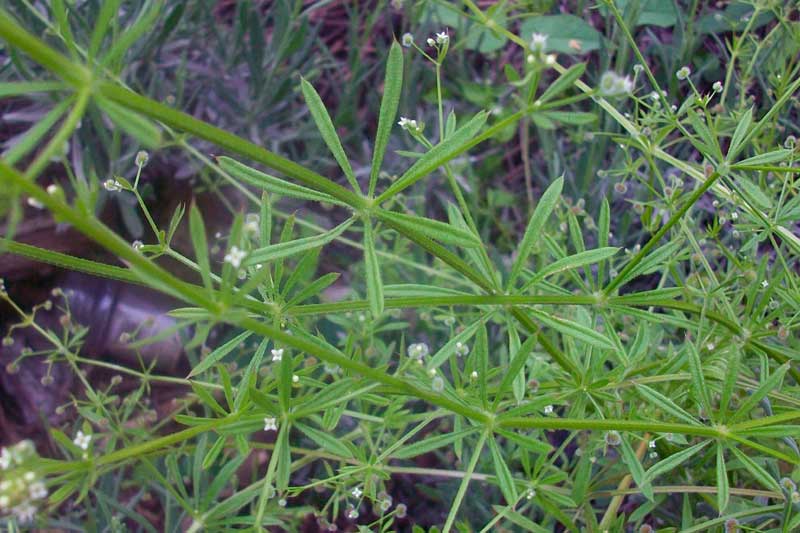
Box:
[1,1,799,531]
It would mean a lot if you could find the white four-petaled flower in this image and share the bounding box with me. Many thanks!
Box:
[73,431,91,450]
[351,486,362,499]
[271,348,284,362]
[224,246,246,269]
[263,417,278,432]
[435,31,449,45]
[543,405,554,415]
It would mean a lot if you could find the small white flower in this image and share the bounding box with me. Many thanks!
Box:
[676,66,691,80]
[530,33,548,53]
[649,440,656,449]
[598,71,633,97]
[397,117,419,131]
[0,448,12,469]
[454,341,469,357]
[351,486,363,499]
[73,430,91,450]
[526,488,536,499]
[712,81,723,93]
[543,405,554,415]
[132,240,144,251]
[730,211,738,220]
[263,417,278,432]
[544,53,557,66]
[46,184,59,195]
[426,37,435,47]
[224,246,246,268]
[470,371,478,380]
[407,342,429,359]
[271,348,284,362]
[402,33,414,47]
[24,471,35,482]
[29,481,47,500]
[26,197,44,209]
[12,503,37,523]
[103,179,122,192]
[435,31,449,45]
[432,376,444,392]
[761,280,769,288]
[135,150,149,167]
[292,374,299,383]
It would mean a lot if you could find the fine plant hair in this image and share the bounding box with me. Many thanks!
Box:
[0,1,799,531]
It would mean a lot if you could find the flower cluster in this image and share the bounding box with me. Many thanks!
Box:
[0,440,48,524]
[397,116,422,135]
[224,246,247,269]
[526,33,556,67]
[407,342,429,360]
[598,71,634,98]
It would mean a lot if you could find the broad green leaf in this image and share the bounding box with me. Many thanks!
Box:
[508,176,563,288]
[528,309,615,350]
[489,436,518,504]
[189,203,213,293]
[300,78,360,193]
[188,331,252,378]
[635,384,701,426]
[522,247,620,290]
[726,107,753,161]
[378,111,488,201]
[519,15,602,54]
[619,436,653,501]
[730,363,789,423]
[539,63,586,103]
[716,445,729,512]
[245,218,354,266]
[376,209,481,248]
[295,422,353,459]
[96,96,162,148]
[644,440,710,483]
[217,156,341,204]
[393,428,478,459]
[369,41,403,196]
[362,219,383,317]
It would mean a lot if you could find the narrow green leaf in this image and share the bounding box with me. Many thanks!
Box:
[489,436,518,504]
[96,96,162,148]
[494,428,551,454]
[729,363,789,423]
[492,335,537,409]
[295,422,353,459]
[686,343,712,421]
[89,0,122,59]
[427,315,488,370]
[378,111,488,202]
[245,218,354,266]
[189,203,213,293]
[188,331,252,378]
[369,41,403,196]
[733,174,772,210]
[300,78,360,192]
[734,149,792,167]
[644,440,710,483]
[719,347,740,420]
[3,100,71,165]
[383,284,471,297]
[539,62,586,103]
[363,218,383,317]
[285,272,339,307]
[508,176,563,288]
[521,247,620,290]
[619,436,653,501]
[0,81,65,97]
[217,156,342,204]
[635,384,701,426]
[726,107,752,161]
[393,428,478,459]
[275,425,291,492]
[202,435,226,469]
[540,111,597,125]
[475,323,489,408]
[716,445,729,512]
[191,382,227,417]
[528,309,615,350]
[727,446,781,493]
[376,209,481,248]
[100,1,162,68]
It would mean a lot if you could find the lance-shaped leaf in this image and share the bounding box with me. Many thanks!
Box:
[189,203,213,293]
[369,41,403,196]
[644,440,710,483]
[489,436,518,504]
[539,62,586,103]
[521,247,620,290]
[363,218,383,317]
[393,427,478,459]
[619,436,653,501]
[729,363,789,423]
[726,106,753,161]
[96,96,162,148]
[217,156,342,204]
[300,77,360,193]
[635,384,701,426]
[376,209,481,248]
[528,308,615,350]
[244,218,354,266]
[377,111,488,202]
[507,176,563,289]
[188,331,252,378]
